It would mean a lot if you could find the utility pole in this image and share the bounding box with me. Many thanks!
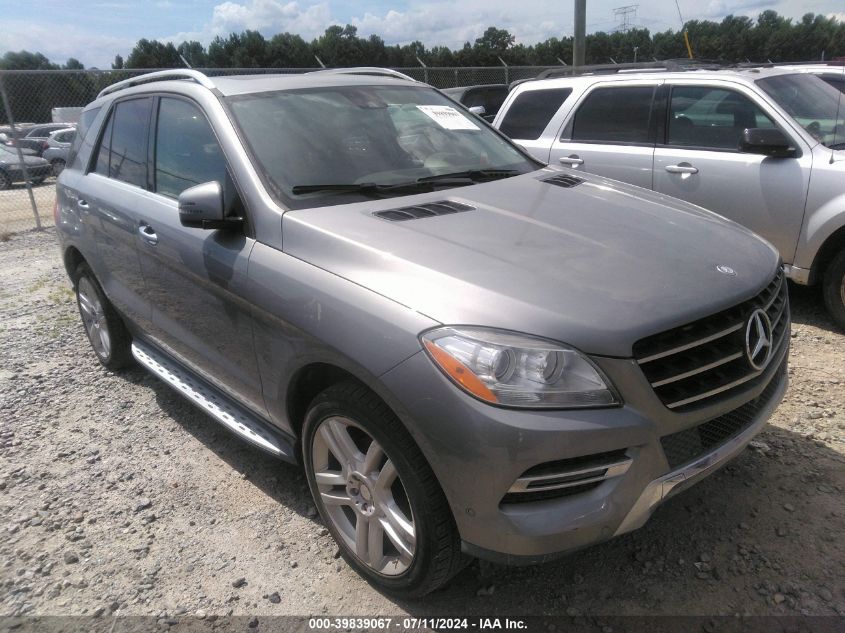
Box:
[574,0,586,69]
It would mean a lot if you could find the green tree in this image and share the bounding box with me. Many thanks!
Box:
[267,33,314,67]
[125,39,181,68]
[177,41,207,68]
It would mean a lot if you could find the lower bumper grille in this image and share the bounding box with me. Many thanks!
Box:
[660,360,785,470]
[502,449,631,504]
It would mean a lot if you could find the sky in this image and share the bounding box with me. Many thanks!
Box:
[1,0,844,68]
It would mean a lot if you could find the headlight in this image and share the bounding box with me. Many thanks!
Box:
[420,327,619,409]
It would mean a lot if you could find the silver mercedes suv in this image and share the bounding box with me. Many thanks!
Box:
[55,68,789,596]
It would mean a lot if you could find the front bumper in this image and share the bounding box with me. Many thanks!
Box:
[380,336,788,564]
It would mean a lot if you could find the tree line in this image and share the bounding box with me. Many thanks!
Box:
[1,11,844,72]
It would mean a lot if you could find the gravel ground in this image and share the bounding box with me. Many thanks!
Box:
[0,180,57,236]
[1,228,843,621]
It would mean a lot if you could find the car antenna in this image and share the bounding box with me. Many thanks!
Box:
[831,62,844,164]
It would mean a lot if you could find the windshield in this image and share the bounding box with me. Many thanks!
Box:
[226,84,538,208]
[757,73,845,147]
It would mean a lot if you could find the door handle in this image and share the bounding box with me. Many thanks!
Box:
[559,156,584,166]
[138,223,158,246]
[77,199,89,209]
[665,164,699,174]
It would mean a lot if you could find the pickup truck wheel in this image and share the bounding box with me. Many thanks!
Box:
[822,248,845,330]
[72,262,133,369]
[302,381,466,596]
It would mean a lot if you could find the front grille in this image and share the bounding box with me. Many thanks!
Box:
[660,360,785,470]
[633,269,789,411]
[373,200,474,222]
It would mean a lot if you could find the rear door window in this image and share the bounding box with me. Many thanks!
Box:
[499,87,573,140]
[108,98,152,187]
[571,85,657,144]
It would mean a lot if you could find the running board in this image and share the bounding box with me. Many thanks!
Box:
[131,340,295,461]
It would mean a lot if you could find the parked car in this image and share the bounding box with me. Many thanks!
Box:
[42,127,77,175]
[56,69,789,596]
[493,66,845,328]
[442,84,509,121]
[0,144,51,189]
[0,125,38,156]
[5,122,75,156]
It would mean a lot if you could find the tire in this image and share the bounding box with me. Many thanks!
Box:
[822,247,845,330]
[31,176,46,185]
[72,262,133,370]
[302,381,466,596]
[51,159,65,176]
[0,171,9,190]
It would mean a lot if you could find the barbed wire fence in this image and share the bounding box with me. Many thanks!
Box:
[0,65,550,236]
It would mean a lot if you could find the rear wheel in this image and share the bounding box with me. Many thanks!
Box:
[822,247,845,330]
[302,381,465,596]
[72,262,133,369]
[51,159,66,176]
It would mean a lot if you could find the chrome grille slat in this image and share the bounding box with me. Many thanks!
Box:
[637,323,743,364]
[634,269,789,411]
[650,351,744,388]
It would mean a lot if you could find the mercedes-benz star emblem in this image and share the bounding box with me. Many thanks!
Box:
[716,265,736,276]
[745,309,773,371]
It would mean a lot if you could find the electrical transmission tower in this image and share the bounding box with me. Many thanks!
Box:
[613,4,638,32]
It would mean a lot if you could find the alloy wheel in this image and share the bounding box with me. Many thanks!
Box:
[311,416,416,576]
[77,276,111,358]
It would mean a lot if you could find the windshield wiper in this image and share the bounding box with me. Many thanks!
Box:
[417,169,520,183]
[290,181,433,196]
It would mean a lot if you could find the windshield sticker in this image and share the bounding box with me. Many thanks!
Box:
[416,105,480,130]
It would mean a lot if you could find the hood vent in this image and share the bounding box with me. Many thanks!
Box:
[374,200,475,222]
[544,174,584,188]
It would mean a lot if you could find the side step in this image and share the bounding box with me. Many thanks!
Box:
[131,340,296,461]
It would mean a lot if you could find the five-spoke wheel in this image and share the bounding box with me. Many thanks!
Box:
[303,381,465,596]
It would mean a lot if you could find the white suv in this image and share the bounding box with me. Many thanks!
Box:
[493,66,845,328]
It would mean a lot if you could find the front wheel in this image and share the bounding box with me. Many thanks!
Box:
[822,248,845,330]
[72,262,133,369]
[302,381,465,596]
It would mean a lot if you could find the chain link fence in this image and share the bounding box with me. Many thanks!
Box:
[0,66,550,235]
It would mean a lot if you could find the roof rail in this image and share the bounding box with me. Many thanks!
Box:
[535,59,724,80]
[306,67,418,82]
[97,69,216,99]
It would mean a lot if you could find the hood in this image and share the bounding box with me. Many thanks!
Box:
[282,168,780,357]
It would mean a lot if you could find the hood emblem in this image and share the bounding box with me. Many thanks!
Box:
[716,265,736,276]
[745,309,773,371]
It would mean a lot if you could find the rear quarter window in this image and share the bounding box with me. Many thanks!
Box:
[66,107,100,166]
[499,87,573,140]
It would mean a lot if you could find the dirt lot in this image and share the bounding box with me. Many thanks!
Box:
[0,229,843,622]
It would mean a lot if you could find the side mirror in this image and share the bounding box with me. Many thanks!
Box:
[738,128,796,158]
[178,181,239,230]
[468,105,486,117]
